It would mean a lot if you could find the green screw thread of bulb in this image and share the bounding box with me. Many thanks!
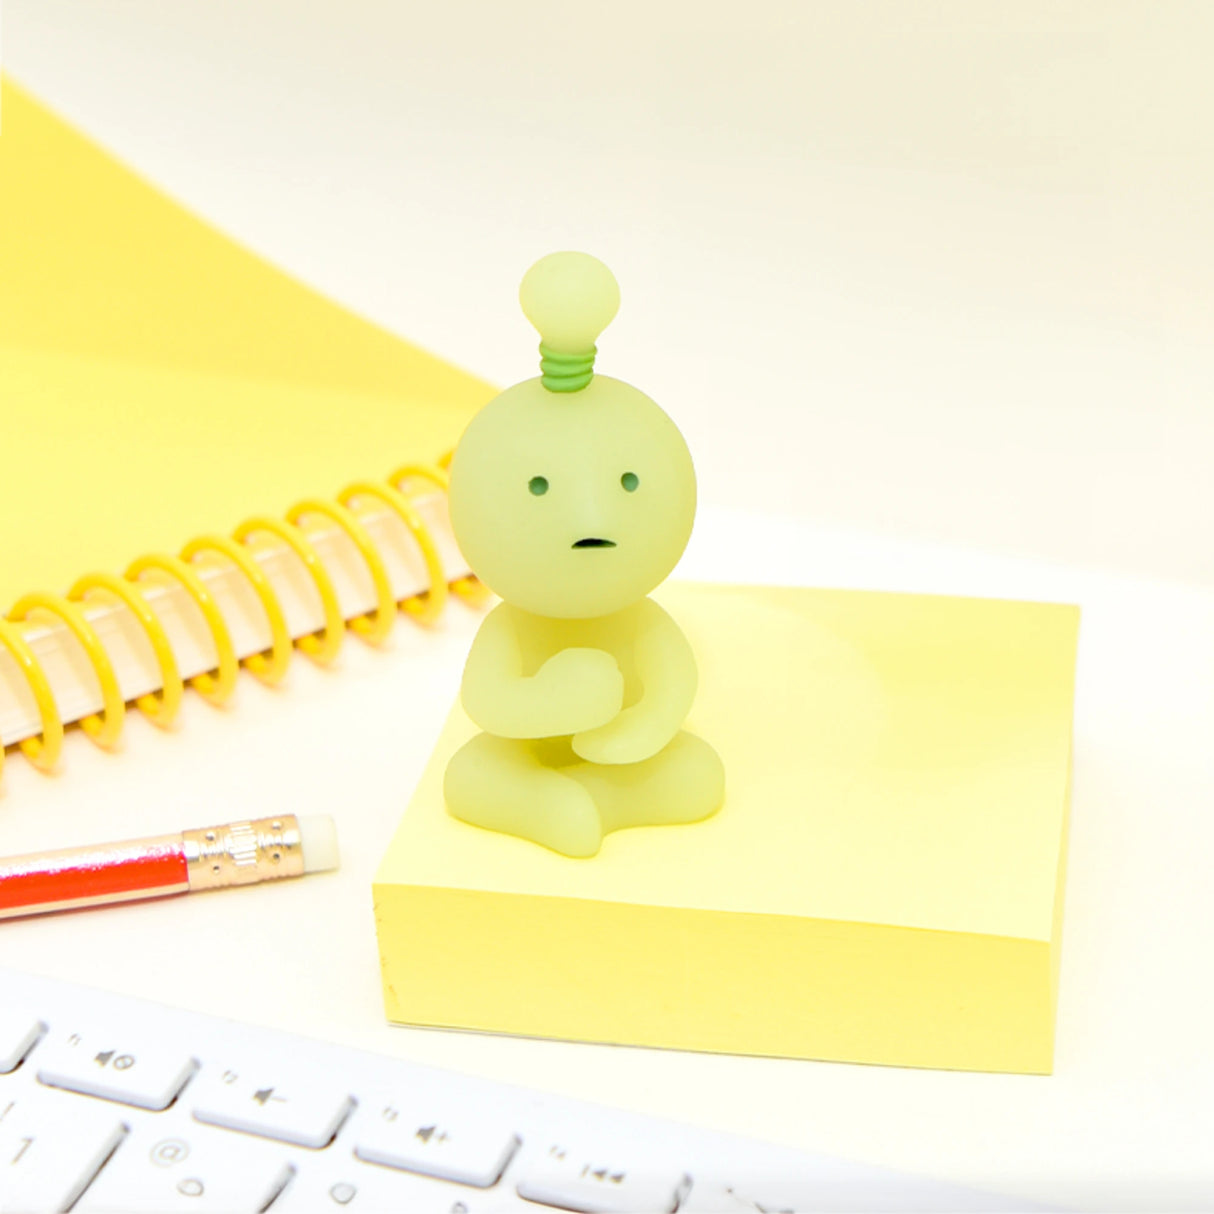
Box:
[538,343,597,392]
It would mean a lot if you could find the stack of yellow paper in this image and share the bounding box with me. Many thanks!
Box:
[375,582,1079,1074]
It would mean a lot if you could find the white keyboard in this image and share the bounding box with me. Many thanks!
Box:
[0,967,1028,1213]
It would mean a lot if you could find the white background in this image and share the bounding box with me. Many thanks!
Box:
[2,3,1213,1209]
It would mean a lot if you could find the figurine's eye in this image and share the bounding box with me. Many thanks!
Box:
[529,476,549,496]
[621,472,640,492]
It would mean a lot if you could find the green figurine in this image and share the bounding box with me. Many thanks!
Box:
[445,252,724,857]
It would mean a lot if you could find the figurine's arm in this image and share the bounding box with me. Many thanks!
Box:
[461,604,624,739]
[572,601,696,765]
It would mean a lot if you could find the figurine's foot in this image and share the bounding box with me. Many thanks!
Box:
[444,733,604,857]
[567,730,724,835]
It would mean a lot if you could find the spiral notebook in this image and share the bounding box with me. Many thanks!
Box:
[0,77,494,780]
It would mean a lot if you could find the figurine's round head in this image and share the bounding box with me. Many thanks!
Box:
[449,252,696,620]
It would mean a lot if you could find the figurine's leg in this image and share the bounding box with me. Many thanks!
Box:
[444,733,604,858]
[566,731,724,835]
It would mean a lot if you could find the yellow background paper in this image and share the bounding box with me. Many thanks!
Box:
[376,582,1079,1073]
[0,78,494,606]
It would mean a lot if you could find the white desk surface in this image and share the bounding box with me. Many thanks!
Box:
[2,511,1212,1211]
[3,5,1214,1208]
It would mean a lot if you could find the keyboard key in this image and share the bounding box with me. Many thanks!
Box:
[274,1162,537,1212]
[0,1090,127,1214]
[190,1063,354,1148]
[36,1027,198,1111]
[517,1144,691,1213]
[75,1120,295,1213]
[353,1100,520,1186]
[0,1009,44,1074]
[679,1182,793,1211]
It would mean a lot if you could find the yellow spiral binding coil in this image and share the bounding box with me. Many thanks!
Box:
[0,462,474,777]
[69,571,184,727]
[232,515,345,666]
[180,534,293,685]
[337,481,447,624]
[8,593,125,748]
[286,497,397,645]
[389,463,489,608]
[126,552,241,706]
[0,618,64,775]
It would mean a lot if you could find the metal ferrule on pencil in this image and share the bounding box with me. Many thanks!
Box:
[183,816,306,892]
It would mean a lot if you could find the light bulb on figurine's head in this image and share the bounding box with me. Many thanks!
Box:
[449,252,696,620]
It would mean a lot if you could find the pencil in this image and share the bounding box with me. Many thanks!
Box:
[0,814,338,920]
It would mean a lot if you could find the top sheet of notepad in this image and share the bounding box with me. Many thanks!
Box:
[378,581,1080,944]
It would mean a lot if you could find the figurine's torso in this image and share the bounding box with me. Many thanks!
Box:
[502,598,659,714]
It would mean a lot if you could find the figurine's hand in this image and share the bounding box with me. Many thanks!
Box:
[572,705,675,766]
[533,648,624,735]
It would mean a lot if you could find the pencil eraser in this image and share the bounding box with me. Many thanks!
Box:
[299,815,340,873]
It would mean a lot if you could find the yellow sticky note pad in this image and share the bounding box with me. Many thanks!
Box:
[374,583,1079,1074]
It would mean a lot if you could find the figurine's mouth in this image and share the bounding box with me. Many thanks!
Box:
[572,538,617,549]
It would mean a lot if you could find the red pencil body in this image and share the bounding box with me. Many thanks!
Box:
[0,839,189,918]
